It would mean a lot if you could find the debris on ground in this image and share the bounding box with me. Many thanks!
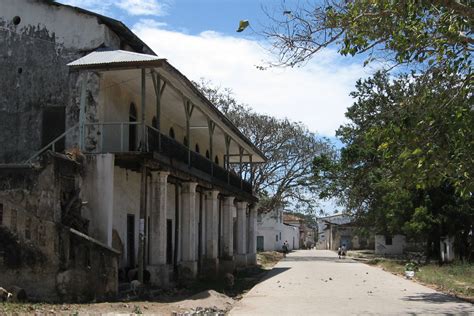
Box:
[177,290,234,313]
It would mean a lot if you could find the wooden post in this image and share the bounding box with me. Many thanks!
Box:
[249,154,254,191]
[151,72,162,131]
[225,135,231,170]
[208,119,215,159]
[183,99,194,166]
[239,147,244,177]
[138,164,148,283]
[78,72,88,150]
[141,68,146,152]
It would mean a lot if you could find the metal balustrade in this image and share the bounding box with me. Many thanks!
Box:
[83,122,253,195]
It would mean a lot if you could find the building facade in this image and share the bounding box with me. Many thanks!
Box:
[316,214,373,251]
[0,0,265,301]
[256,208,299,252]
[284,213,316,249]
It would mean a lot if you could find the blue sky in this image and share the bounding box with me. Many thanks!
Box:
[59,0,368,213]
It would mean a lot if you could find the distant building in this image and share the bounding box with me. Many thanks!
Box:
[375,234,407,255]
[316,214,373,250]
[283,213,316,249]
[256,208,299,252]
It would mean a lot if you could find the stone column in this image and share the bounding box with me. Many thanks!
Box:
[202,190,219,276]
[148,171,169,286]
[247,204,257,265]
[235,201,248,267]
[220,196,235,273]
[180,182,198,279]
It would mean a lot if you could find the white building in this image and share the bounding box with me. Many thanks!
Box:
[256,208,299,252]
[375,234,406,255]
[0,0,266,301]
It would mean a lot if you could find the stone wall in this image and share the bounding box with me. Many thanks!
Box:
[0,154,119,302]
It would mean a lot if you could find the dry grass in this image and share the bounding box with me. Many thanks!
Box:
[257,251,284,269]
[368,259,474,301]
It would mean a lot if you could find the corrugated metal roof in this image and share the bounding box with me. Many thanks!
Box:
[67,50,165,69]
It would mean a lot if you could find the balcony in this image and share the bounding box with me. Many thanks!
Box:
[82,122,254,196]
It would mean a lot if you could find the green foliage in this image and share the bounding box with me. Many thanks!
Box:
[265,0,473,73]
[312,71,473,259]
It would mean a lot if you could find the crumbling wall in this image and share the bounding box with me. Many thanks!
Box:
[0,0,120,163]
[0,154,118,302]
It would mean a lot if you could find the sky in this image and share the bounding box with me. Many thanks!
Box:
[58,0,370,213]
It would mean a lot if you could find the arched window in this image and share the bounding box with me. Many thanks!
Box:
[169,127,175,139]
[183,136,188,147]
[214,155,219,165]
[205,150,210,159]
[195,143,200,153]
[152,116,157,129]
[129,103,137,151]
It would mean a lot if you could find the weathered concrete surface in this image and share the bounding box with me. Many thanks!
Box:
[230,250,474,315]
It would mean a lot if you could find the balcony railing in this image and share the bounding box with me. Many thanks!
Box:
[82,122,253,195]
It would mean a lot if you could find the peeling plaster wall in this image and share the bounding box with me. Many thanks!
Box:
[82,154,114,246]
[0,0,120,163]
[112,166,141,268]
[0,156,118,302]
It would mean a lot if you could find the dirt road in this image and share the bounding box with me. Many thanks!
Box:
[230,250,473,315]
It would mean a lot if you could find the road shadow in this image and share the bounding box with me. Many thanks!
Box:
[401,292,474,315]
[259,267,291,283]
[402,292,468,304]
[283,256,358,263]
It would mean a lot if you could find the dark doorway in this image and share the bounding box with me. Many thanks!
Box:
[129,103,137,151]
[127,214,135,268]
[42,107,65,152]
[166,219,173,264]
[257,236,264,252]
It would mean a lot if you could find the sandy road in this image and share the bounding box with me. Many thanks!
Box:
[230,250,473,315]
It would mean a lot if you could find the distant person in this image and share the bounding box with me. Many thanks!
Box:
[282,240,289,256]
[338,244,347,259]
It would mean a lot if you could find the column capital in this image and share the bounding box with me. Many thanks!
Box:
[182,182,198,193]
[223,196,235,206]
[157,170,170,178]
[236,201,248,210]
[205,189,220,200]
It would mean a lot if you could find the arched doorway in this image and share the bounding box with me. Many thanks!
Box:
[129,103,137,151]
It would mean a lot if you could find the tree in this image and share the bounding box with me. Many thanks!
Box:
[313,71,473,260]
[194,79,334,212]
[264,0,472,72]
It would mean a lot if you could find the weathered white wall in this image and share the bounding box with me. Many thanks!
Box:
[82,154,114,246]
[375,234,406,255]
[282,225,300,250]
[113,166,141,268]
[0,0,119,50]
[257,208,285,251]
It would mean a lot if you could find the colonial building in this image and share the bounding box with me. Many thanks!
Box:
[0,0,265,302]
[283,213,316,249]
[316,214,373,251]
[256,207,299,252]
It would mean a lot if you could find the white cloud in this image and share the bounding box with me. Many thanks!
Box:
[133,20,369,137]
[116,0,168,16]
[58,0,167,17]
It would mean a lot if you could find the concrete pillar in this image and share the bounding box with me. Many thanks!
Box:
[180,182,198,278]
[148,171,169,286]
[247,204,257,265]
[203,190,219,276]
[220,196,235,273]
[235,201,248,267]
